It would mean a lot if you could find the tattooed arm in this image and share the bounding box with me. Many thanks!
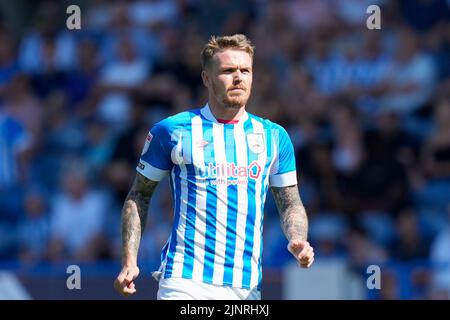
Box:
[271,185,314,268]
[271,185,308,241]
[114,172,159,296]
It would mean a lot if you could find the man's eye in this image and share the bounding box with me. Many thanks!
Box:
[242,69,250,74]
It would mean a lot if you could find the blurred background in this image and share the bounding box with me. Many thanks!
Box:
[0,0,449,300]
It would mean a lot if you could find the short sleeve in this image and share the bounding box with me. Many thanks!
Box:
[136,122,173,181]
[269,125,297,187]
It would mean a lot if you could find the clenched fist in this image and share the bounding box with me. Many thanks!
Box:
[114,265,140,297]
[287,239,314,268]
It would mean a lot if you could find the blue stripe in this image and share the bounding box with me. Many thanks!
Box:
[223,125,238,285]
[202,121,217,283]
[258,125,273,289]
[242,117,257,288]
[182,123,197,279]
[0,121,14,186]
[164,166,181,278]
[160,238,170,266]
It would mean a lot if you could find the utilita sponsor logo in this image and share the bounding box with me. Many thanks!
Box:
[198,161,261,179]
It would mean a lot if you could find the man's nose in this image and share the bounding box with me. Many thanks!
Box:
[233,70,243,82]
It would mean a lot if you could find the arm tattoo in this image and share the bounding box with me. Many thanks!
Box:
[121,173,158,265]
[271,185,308,242]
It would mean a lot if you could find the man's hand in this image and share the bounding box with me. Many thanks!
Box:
[271,186,313,268]
[288,239,314,268]
[116,173,158,297]
[114,265,140,297]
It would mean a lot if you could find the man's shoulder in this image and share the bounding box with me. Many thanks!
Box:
[246,112,286,132]
[152,107,201,131]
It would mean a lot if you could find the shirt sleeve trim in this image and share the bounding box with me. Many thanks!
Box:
[136,159,169,181]
[269,170,297,187]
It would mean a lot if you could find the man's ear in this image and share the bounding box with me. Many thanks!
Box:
[201,70,209,88]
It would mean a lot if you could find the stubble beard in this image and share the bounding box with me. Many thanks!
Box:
[213,82,250,109]
[222,96,247,109]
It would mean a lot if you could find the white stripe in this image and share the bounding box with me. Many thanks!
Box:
[269,129,279,175]
[191,115,207,282]
[212,122,228,284]
[170,138,189,278]
[232,121,248,287]
[250,119,266,288]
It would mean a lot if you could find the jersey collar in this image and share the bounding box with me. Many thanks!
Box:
[200,103,248,124]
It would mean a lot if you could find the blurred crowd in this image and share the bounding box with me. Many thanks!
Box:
[0,0,450,299]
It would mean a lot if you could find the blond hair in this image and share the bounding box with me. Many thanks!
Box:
[200,34,254,69]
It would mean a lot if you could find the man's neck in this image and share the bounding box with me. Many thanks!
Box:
[208,100,246,121]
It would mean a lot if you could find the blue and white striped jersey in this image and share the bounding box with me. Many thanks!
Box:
[137,104,297,290]
[0,113,30,188]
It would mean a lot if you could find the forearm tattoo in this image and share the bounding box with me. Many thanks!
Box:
[122,173,158,265]
[271,185,308,242]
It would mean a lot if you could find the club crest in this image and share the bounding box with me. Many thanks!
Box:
[141,132,152,155]
[246,133,265,154]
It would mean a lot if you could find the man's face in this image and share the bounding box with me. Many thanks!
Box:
[202,49,253,109]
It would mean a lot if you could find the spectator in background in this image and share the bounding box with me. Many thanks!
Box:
[373,110,421,189]
[18,1,76,76]
[27,35,72,98]
[391,207,430,261]
[0,108,31,219]
[99,1,161,65]
[416,94,450,215]
[106,109,150,205]
[329,99,365,214]
[18,187,50,264]
[308,212,349,258]
[128,0,179,30]
[46,163,111,261]
[352,32,392,116]
[304,33,339,97]
[335,0,386,27]
[330,99,364,176]
[98,36,150,131]
[358,129,409,213]
[146,30,205,106]
[286,0,337,33]
[281,66,326,122]
[345,227,388,272]
[378,269,400,300]
[64,39,101,110]
[83,117,115,179]
[84,0,112,33]
[378,27,436,115]
[429,204,450,298]
[0,109,31,259]
[3,74,43,140]
[304,142,341,212]
[422,94,450,180]
[194,0,253,37]
[0,26,19,98]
